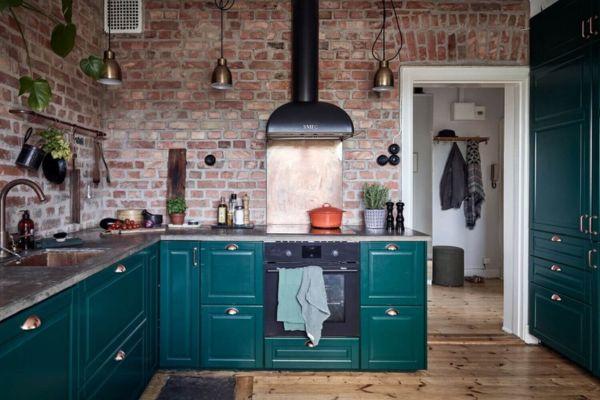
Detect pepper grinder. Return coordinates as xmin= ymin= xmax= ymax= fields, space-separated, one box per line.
xmin=396 ymin=202 xmax=405 ymax=232
xmin=385 ymin=202 xmax=395 ymax=232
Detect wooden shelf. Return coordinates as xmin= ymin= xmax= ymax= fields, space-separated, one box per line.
xmin=433 ymin=136 xmax=489 ymax=144
xmin=9 ymin=108 xmax=107 ymax=140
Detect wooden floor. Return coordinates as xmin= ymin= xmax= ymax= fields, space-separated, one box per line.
xmin=142 ymin=280 xmax=600 ymax=399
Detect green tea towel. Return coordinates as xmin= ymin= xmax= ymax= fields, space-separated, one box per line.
xmin=277 ymin=267 xmax=305 ymax=331
xmin=297 ymin=266 xmax=330 ymax=346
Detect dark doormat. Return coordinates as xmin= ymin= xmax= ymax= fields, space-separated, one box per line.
xmin=156 ymin=376 xmax=236 ymax=400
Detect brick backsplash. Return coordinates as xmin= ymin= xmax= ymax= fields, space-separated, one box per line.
xmin=0 ymin=0 xmax=106 ymax=236
xmin=1 ymin=0 xmax=530 ymax=234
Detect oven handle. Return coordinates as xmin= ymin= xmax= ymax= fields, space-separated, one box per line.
xmin=266 ymin=269 xmax=358 ymax=273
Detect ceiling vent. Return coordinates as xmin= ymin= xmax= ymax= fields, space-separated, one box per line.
xmin=104 ymin=0 xmax=143 ymax=34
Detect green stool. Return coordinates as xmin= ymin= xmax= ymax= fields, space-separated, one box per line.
xmin=432 ymin=246 xmax=464 ymax=287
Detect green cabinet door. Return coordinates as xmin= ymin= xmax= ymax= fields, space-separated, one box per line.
xmin=530 ymin=47 xmax=592 ymax=238
xmin=265 ymin=337 xmax=359 ymax=370
xmin=201 ymin=241 xmax=263 ymax=305
xmin=530 ymin=0 xmax=593 ymax=67
xmin=79 ymin=253 xmax=147 ymax=385
xmin=200 ymin=305 xmax=263 ymax=369
xmin=0 ymin=289 xmax=76 ymax=400
xmin=159 ymin=241 xmax=200 ymax=368
xmin=530 ymin=283 xmax=592 ymax=369
xmin=361 ymin=242 xmax=426 ymax=306
xmin=360 ymin=306 xmax=426 ymax=371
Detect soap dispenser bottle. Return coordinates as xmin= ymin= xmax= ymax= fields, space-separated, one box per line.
xmin=18 ymin=210 xmax=35 ymax=250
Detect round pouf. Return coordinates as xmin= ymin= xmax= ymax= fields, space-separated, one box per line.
xmin=432 ymin=246 xmax=464 ymax=287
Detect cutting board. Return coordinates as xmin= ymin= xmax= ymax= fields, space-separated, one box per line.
xmin=101 ymin=227 xmax=166 ymax=236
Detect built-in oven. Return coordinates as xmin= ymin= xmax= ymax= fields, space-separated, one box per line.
xmin=264 ymin=241 xmax=360 ymax=337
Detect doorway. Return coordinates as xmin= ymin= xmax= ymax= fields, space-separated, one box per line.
xmin=400 ymin=66 xmax=534 ymax=343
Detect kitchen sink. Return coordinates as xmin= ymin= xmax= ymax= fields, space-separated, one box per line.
xmin=3 ymin=249 xmax=106 ymax=267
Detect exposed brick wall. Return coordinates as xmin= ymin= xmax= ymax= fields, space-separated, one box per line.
xmin=104 ymin=0 xmax=529 ymax=226
xmin=0 ymin=0 xmax=107 ymax=235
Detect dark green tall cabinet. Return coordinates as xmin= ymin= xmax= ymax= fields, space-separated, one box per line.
xmin=529 ymin=0 xmax=600 ymax=375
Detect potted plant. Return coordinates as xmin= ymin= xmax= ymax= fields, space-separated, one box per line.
xmin=38 ymin=127 xmax=72 ymax=184
xmin=363 ymin=183 xmax=390 ymax=230
xmin=167 ymin=197 xmax=187 ymax=225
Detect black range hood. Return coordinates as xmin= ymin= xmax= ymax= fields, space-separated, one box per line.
xmin=266 ymin=0 xmax=354 ymax=140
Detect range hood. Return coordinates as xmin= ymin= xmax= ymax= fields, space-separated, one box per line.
xmin=266 ymin=0 xmax=354 ymax=140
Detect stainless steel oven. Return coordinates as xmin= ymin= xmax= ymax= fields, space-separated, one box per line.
xmin=264 ymin=241 xmax=360 ymax=337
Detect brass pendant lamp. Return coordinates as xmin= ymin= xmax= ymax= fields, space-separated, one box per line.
xmin=372 ymin=0 xmax=403 ymax=92
xmin=211 ymin=0 xmax=235 ymax=90
xmin=98 ymin=0 xmax=123 ymax=86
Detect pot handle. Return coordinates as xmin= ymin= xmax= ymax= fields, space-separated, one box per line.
xmin=322 ymin=203 xmax=331 ymax=207
xmin=23 ymin=127 xmax=33 ymax=145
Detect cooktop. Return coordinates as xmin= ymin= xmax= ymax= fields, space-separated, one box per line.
xmin=265 ymin=224 xmax=357 ymax=235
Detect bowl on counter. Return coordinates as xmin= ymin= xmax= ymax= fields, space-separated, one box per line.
xmin=117 ymin=209 xmax=144 ymax=224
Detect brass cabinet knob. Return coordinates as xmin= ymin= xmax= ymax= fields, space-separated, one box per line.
xmin=20 ymin=315 xmax=42 ymax=331
xmin=385 ymin=308 xmax=399 ymax=317
xmin=225 ymin=244 xmax=239 ymax=251
xmin=550 ymin=294 xmax=562 ymax=302
xmin=225 ymin=308 xmax=239 ymax=316
xmin=550 ymin=265 xmax=562 ymax=272
xmin=385 ymin=244 xmax=398 ymax=251
xmin=550 ymin=235 xmax=562 ymax=243
xmin=114 ymin=350 xmax=126 ymax=361
xmin=115 ymin=264 xmax=127 ymax=273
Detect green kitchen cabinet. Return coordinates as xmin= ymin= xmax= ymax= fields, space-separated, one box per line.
xmin=265 ymin=337 xmax=359 ymax=370
xmin=530 ymin=47 xmax=592 ymax=239
xmin=78 ymin=252 xmax=147 ymax=386
xmin=141 ymin=244 xmax=160 ymax=379
xmin=159 ymin=241 xmax=200 ymax=368
xmin=360 ymin=242 xmax=426 ymax=306
xmin=200 ymin=241 xmax=263 ymax=305
xmin=200 ymin=305 xmax=263 ymax=369
xmin=0 ymin=289 xmax=77 ymax=400
xmin=360 ymin=306 xmax=426 ymax=371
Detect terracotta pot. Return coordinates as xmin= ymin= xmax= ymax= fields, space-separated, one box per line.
xmin=169 ymin=213 xmax=185 ymax=225
xmin=307 ymin=203 xmax=345 ymax=229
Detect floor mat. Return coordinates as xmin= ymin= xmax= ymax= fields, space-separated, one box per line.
xmin=156 ymin=375 xmax=236 ymax=400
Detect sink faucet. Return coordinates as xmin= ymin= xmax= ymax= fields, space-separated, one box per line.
xmin=0 ymin=179 xmax=46 ymax=258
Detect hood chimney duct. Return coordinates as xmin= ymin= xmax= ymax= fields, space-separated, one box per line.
xmin=293 ymin=0 xmax=318 ymax=103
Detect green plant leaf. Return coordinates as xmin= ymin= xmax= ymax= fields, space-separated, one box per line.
xmin=0 ymin=0 xmax=23 ymax=12
xmin=79 ymin=55 xmax=103 ymax=80
xmin=61 ymin=0 xmax=72 ymax=23
xmin=50 ymin=22 xmax=76 ymax=58
xmin=19 ymin=76 xmax=52 ymax=111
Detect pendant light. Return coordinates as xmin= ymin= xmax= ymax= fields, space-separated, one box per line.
xmin=372 ymin=0 xmax=403 ymax=92
xmin=211 ymin=0 xmax=235 ymax=90
xmin=98 ymin=0 xmax=123 ymax=86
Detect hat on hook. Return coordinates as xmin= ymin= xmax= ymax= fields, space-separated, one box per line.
xmin=436 ymin=129 xmax=456 ymax=138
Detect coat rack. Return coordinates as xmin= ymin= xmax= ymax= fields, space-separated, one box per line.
xmin=433 ymin=136 xmax=489 ymax=144
xmin=9 ymin=108 xmax=107 ymax=140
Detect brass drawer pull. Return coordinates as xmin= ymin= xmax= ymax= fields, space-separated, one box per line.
xmin=550 ymin=265 xmax=562 ymax=272
xmin=225 ymin=307 xmax=239 ymax=316
xmin=225 ymin=244 xmax=239 ymax=251
xmin=580 ymin=215 xmax=589 ymax=233
xmin=550 ymin=294 xmax=562 ymax=302
xmin=20 ymin=315 xmax=42 ymax=331
xmin=589 ymin=215 xmax=598 ymax=236
xmin=550 ymin=235 xmax=562 ymax=243
xmin=305 ymin=340 xmax=316 ymax=348
xmin=114 ymin=350 xmax=126 ymax=362
xmin=193 ymin=247 xmax=199 ymax=267
xmin=588 ymin=249 xmax=598 ymax=270
xmin=385 ymin=244 xmax=398 ymax=251
xmin=582 ymin=19 xmax=591 ymax=39
xmin=115 ymin=264 xmax=126 ymax=273
xmin=385 ymin=308 xmax=399 ymax=317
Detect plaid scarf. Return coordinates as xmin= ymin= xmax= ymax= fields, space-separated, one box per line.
xmin=464 ymin=140 xmax=485 ymax=229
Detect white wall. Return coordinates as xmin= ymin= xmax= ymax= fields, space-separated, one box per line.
xmin=412 ymin=94 xmax=433 ymax=236
xmin=428 ymin=87 xmax=504 ymax=278
xmin=530 ymin=0 xmax=559 ymax=17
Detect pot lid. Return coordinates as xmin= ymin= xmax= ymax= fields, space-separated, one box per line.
xmin=308 ymin=203 xmax=345 ymax=214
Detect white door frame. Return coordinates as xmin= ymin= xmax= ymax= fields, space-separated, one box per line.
xmin=400 ymin=66 xmax=537 ymax=344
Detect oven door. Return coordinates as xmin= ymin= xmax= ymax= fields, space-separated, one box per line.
xmin=264 ymin=265 xmax=359 ymax=337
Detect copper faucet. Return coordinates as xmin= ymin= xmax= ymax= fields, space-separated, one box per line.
xmin=0 ymin=179 xmax=47 ymax=258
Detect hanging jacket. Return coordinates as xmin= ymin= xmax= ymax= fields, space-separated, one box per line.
xmin=464 ymin=140 xmax=485 ymax=229
xmin=440 ymin=143 xmax=467 ymax=210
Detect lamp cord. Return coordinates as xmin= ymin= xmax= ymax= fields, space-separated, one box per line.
xmin=107 ymin=0 xmax=112 ymax=50
xmin=215 ymin=0 xmax=235 ymax=58
xmin=372 ymin=0 xmax=404 ymax=62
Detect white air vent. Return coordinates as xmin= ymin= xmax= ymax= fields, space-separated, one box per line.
xmin=104 ymin=0 xmax=143 ymax=34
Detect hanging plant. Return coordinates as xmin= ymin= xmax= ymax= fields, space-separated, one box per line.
xmin=1 ymin=0 xmax=102 ymax=111
xmin=38 ymin=127 xmax=72 ymax=161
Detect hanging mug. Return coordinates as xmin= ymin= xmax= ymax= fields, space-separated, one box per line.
xmin=15 ymin=128 xmax=45 ymax=170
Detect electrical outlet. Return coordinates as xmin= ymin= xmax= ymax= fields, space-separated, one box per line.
xmin=483 ymin=257 xmax=491 ymax=268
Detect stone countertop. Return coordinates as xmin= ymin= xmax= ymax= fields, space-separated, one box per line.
xmin=0 ymin=226 xmax=429 ymax=323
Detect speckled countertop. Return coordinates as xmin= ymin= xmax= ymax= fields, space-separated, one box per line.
xmin=0 ymin=226 xmax=429 ymax=323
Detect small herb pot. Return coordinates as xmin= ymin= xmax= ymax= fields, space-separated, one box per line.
xmin=169 ymin=213 xmax=185 ymax=225
xmin=364 ymin=209 xmax=386 ymax=230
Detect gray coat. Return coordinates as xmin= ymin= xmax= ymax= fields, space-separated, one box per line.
xmin=440 ymin=143 xmax=467 ymax=210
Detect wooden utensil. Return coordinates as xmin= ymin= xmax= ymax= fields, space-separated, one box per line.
xmin=92 ymin=141 xmax=101 ymax=185
xmin=71 ymin=144 xmax=81 ymax=223
xmin=167 ymin=149 xmax=186 ymax=199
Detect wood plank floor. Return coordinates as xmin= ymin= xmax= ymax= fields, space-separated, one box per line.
xmin=142 ymin=280 xmax=600 ymax=399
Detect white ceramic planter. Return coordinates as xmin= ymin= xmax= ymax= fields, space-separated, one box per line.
xmin=364 ymin=209 xmax=386 ymax=230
